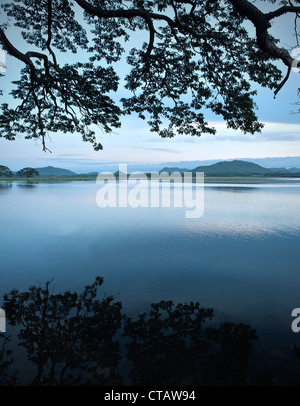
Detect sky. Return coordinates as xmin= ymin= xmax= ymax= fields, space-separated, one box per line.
xmin=0 ymin=1 xmax=300 ymax=173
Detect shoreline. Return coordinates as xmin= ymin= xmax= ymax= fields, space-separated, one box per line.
xmin=1 ymin=175 xmax=300 ymax=183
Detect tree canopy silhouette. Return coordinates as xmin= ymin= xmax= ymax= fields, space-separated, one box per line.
xmin=0 ymin=165 xmax=13 ymax=177
xmin=16 ymin=167 xmax=39 ymax=178
xmin=0 ymin=0 xmax=299 ymax=151
xmin=2 ymin=277 xmax=123 ymax=385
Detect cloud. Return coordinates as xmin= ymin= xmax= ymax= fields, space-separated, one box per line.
xmin=140 ymin=121 xmax=300 ymax=145
xmin=133 ymin=146 xmax=181 ymax=153
xmin=56 ymin=153 xmax=87 ymax=158
xmin=48 ymin=157 xmax=125 ymax=168
xmin=198 ymin=121 xmax=300 ymax=143
xmin=142 ymin=136 xmax=198 ymax=144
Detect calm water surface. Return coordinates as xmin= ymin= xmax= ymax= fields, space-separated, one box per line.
xmin=1 ymin=179 xmax=300 ymax=385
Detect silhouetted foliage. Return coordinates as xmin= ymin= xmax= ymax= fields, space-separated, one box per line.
xmin=3 ymin=277 xmax=123 ymax=385
xmin=204 ymin=322 xmax=258 ymax=385
xmin=0 ymin=0 xmax=299 ymax=150
xmin=124 ymin=302 xmax=259 ymax=386
xmin=16 ymin=167 xmax=39 ymax=178
xmin=0 ymin=165 xmax=13 ymax=177
xmin=0 ymin=277 xmax=264 ymax=386
xmin=0 ymin=335 xmax=17 ymax=386
xmin=124 ymin=300 xmax=214 ymax=385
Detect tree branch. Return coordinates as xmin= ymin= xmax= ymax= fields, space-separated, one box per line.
xmin=274 ymin=66 xmax=291 ymax=97
xmin=229 ymin=0 xmax=295 ymax=66
xmin=74 ymin=0 xmax=215 ymax=60
xmin=0 ymin=27 xmax=37 ymax=81
xmin=75 ymin=0 xmax=160 ymax=60
xmin=25 ymin=51 xmax=51 ymax=78
xmin=0 ymin=28 xmax=53 ymax=150
xmin=265 ymin=5 xmax=300 ymax=20
xmin=46 ymin=0 xmax=58 ymax=67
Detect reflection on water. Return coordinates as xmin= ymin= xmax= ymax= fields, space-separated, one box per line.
xmin=0 ymin=181 xmax=300 ymax=385
xmin=1 ymin=276 xmax=300 ymax=386
xmin=0 ymin=277 xmax=263 ymax=386
xmin=17 ymin=180 xmax=39 ymax=189
xmin=0 ymin=182 xmax=12 ymax=193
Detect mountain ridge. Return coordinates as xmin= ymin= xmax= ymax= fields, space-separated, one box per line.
xmin=3 ymin=159 xmax=300 ymax=177
xmin=192 ymin=159 xmax=270 ymax=176
xmin=34 ymin=166 xmax=77 ymax=176
xmin=160 ymin=159 xmax=300 ymax=176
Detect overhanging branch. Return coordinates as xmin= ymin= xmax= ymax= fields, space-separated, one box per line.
xmin=228 ymin=0 xmax=297 ymax=95
xmin=0 ymin=27 xmax=37 ymax=81
xmin=74 ymin=0 xmax=160 ymax=60
xmin=265 ymin=5 xmax=300 ymax=20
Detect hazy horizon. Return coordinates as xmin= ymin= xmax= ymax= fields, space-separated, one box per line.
xmin=4 ymin=155 xmax=300 ymax=174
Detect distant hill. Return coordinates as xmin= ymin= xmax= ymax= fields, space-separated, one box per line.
xmin=114 ymin=170 xmax=128 ymax=178
xmin=160 ymin=167 xmax=189 ymax=173
xmin=34 ymin=166 xmax=77 ymax=177
xmin=137 ymin=157 xmax=298 ymax=173
xmin=284 ymin=167 xmax=300 ymax=174
xmin=245 ymin=157 xmax=300 ymax=169
xmin=268 ymin=167 xmax=290 ymax=174
xmin=8 ymin=159 xmax=299 ymax=178
xmin=160 ymin=160 xmax=300 ymax=177
xmin=191 ymin=160 xmax=269 ymax=176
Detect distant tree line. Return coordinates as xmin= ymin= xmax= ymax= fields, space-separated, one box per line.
xmin=0 ymin=165 xmax=39 ymax=178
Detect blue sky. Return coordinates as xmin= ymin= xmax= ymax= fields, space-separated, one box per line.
xmin=0 ymin=2 xmax=300 ymax=172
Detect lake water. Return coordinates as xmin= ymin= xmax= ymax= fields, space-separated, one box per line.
xmin=1 ymin=179 xmax=300 ymax=385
